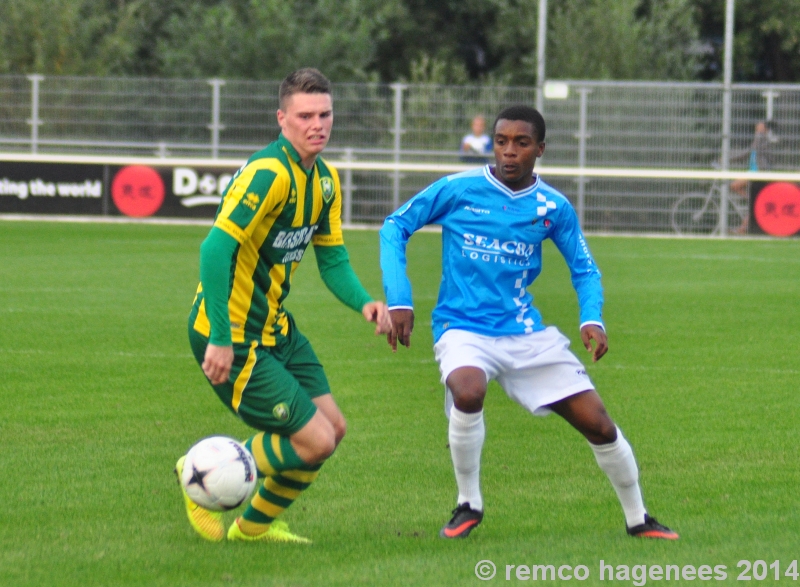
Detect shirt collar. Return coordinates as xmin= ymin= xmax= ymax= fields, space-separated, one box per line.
xmin=484 ymin=165 xmax=539 ymax=198
xmin=277 ymin=133 xmax=315 ymax=176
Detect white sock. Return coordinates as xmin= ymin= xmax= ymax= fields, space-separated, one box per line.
xmin=448 ymin=406 xmax=485 ymax=512
xmin=590 ymin=427 xmax=647 ymax=527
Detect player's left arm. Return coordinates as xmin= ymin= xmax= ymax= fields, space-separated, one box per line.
xmin=312 ymin=165 xmax=390 ymax=335
xmin=580 ymin=323 xmax=608 ymax=363
xmin=314 ymin=244 xmax=390 ymax=335
xmin=550 ymin=202 xmax=607 ymax=362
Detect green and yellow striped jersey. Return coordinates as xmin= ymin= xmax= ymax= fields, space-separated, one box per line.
xmin=191 ymin=134 xmax=345 ymax=346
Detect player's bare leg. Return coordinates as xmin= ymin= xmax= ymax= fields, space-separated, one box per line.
xmin=548 ymin=390 xmax=678 ymax=539
xmin=729 ymin=179 xmax=750 ymax=233
xmin=440 ymin=367 xmax=486 ymax=538
xmin=287 ymin=410 xmax=337 ymax=464
xmin=448 ymin=367 xmax=487 ymax=413
xmin=311 ymin=394 xmax=347 ymax=447
xmin=547 ymin=389 xmax=616 ymax=444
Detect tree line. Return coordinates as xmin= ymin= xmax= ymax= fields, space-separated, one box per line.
xmin=1 ymin=0 xmax=798 ymax=83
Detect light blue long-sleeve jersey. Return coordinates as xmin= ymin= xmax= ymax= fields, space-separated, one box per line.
xmin=380 ymin=166 xmax=604 ymax=343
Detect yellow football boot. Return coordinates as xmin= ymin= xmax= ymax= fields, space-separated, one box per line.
xmin=174 ymin=456 xmax=225 ymax=542
xmin=227 ymin=518 xmax=311 ymax=544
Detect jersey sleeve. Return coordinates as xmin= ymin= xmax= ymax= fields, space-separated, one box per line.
xmin=550 ymin=201 xmax=604 ymax=329
xmin=199 ymin=226 xmax=239 ymax=346
xmin=311 ymin=165 xmax=345 ymax=247
xmin=314 ymin=244 xmax=373 ymax=312
xmin=379 ymin=178 xmax=455 ymax=308
xmin=213 ymin=160 xmax=289 ymax=244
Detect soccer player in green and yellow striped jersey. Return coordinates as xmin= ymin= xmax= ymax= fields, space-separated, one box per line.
xmin=178 ymin=68 xmax=390 ymax=544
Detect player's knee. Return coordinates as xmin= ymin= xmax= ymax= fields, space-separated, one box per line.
xmin=332 ymin=416 xmax=347 ymax=446
xmin=292 ymin=415 xmax=338 ymax=464
xmin=597 ymin=419 xmax=618 ymax=444
xmin=586 ymin=417 xmax=617 ymax=445
xmin=304 ymin=432 xmax=337 ymax=464
xmin=450 ymin=382 xmax=487 ymax=412
xmin=452 ymin=388 xmax=485 ymax=412
xmin=447 ymin=367 xmax=487 ymax=412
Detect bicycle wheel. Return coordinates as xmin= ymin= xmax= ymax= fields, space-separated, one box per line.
xmin=671 ymin=194 xmax=719 ymax=235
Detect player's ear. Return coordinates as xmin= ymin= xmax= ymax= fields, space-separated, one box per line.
xmin=537 ymin=141 xmax=546 ymax=158
xmin=276 ymin=109 xmax=285 ymax=128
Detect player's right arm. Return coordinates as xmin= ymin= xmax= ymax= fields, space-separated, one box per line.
xmin=199 ymin=227 xmax=238 ymax=384
xmin=379 ymin=178 xmax=453 ymax=350
xmin=198 ymin=159 xmax=288 ymax=384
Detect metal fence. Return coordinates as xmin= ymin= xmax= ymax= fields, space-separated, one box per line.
xmin=2 ymin=74 xmax=800 ymax=232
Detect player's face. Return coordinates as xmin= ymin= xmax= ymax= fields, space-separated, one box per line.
xmin=492 ymin=119 xmax=545 ymax=190
xmin=277 ymin=92 xmax=333 ymax=167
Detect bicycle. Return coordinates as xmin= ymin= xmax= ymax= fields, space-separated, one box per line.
xmin=670 ymin=175 xmax=750 ymax=236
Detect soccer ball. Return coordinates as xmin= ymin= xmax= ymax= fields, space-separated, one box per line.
xmin=180 ymin=436 xmax=258 ymax=511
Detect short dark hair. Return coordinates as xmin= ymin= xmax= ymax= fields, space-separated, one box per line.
xmin=493 ymin=105 xmax=546 ymax=142
xmin=279 ymin=68 xmax=331 ymax=109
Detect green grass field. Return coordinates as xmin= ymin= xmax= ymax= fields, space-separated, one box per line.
xmin=1 ymin=220 xmax=798 ymax=587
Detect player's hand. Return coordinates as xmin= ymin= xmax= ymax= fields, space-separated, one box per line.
xmin=203 ymin=344 xmax=234 ymax=385
xmin=362 ymin=301 xmax=392 ymax=335
xmin=580 ymin=324 xmax=608 ymax=363
xmin=387 ymin=308 xmax=414 ymax=352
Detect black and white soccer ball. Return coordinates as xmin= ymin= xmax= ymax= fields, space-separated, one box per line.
xmin=180 ymin=436 xmax=258 ymax=511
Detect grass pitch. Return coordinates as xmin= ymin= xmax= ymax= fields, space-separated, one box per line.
xmin=0 ymin=220 xmax=797 ymax=587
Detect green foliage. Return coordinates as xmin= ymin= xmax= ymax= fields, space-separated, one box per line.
xmin=155 ymin=0 xmax=397 ymax=81
xmin=0 ymin=0 xmax=797 ymax=82
xmin=0 ymin=0 xmax=84 ymax=74
xmin=695 ymin=0 xmax=800 ymax=81
xmin=545 ymin=0 xmax=699 ymax=80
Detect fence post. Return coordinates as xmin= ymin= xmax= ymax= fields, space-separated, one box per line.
xmin=536 ymin=0 xmax=547 ymax=113
xmin=343 ymin=148 xmax=354 ymax=225
xmin=390 ymin=83 xmax=407 ymax=211
xmin=761 ymin=89 xmax=779 ymax=121
xmin=718 ymin=0 xmax=735 ymax=237
xmin=26 ymin=74 xmax=44 ymax=154
xmin=574 ymin=87 xmax=592 ymax=228
xmin=208 ymin=79 xmax=226 ymax=159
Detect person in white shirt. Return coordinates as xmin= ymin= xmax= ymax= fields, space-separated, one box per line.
xmin=460 ymin=115 xmax=492 ymax=163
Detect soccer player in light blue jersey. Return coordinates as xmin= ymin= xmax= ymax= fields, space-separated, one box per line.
xmin=380 ymin=105 xmax=677 ymax=541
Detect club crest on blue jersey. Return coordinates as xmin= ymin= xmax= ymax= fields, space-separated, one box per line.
xmin=528 ymin=217 xmax=553 ymax=234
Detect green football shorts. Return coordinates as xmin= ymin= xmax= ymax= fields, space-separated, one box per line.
xmin=188 ymin=314 xmax=330 ymax=435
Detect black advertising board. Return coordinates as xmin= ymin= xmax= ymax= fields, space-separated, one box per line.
xmin=0 ymin=161 xmax=105 ymax=215
xmin=107 ymin=164 xmax=238 ymax=219
xmin=0 ymin=159 xmax=242 ymax=219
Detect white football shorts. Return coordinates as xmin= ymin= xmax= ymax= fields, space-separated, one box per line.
xmin=434 ymin=326 xmax=595 ymax=417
